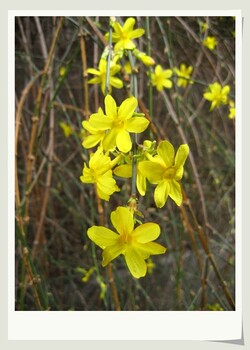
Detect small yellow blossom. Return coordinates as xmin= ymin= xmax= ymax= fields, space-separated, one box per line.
xmin=133 ymin=48 xmax=155 ymax=66
xmin=199 ymin=21 xmax=209 ymax=34
xmin=139 ymin=141 xmax=189 ymax=208
xmin=59 ymin=66 xmax=67 ymax=77
xmin=203 ymin=36 xmax=218 ymax=50
xmin=105 ymin=17 xmax=145 ymax=52
xmin=146 ymin=258 xmax=155 ymax=275
xmin=87 ymin=58 xmax=123 ymax=94
xmin=151 ymin=65 xmax=173 ymax=91
xmin=80 ymin=147 xmax=120 ymax=201
xmin=59 ymin=122 xmax=74 ymax=138
xmin=203 ymin=82 xmax=230 ymax=110
xmin=174 ymin=64 xmax=193 ymax=88
xmin=87 ymin=206 xmax=166 ymax=278
xmin=228 ymin=100 xmax=235 ymax=119
xmin=84 ymin=95 xmax=149 ymax=153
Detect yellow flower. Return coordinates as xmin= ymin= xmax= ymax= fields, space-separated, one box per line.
xmin=203 ymin=36 xmax=218 ymax=50
xmin=85 ymin=95 xmax=149 ymax=153
xmin=80 ymin=148 xmax=120 ymax=201
xmin=174 ymin=64 xmax=193 ymax=88
xmin=199 ymin=21 xmax=209 ymax=34
xmin=228 ymin=100 xmax=235 ymax=119
xmin=87 ymin=206 xmax=166 ymax=278
xmin=203 ymin=82 xmax=230 ymax=111
xmin=105 ymin=17 xmax=145 ymax=52
xmin=59 ymin=122 xmax=74 ymax=138
xmin=139 ymin=141 xmax=189 ymax=208
xmin=87 ymin=58 xmax=123 ymax=94
xmin=151 ymin=65 xmax=173 ymax=91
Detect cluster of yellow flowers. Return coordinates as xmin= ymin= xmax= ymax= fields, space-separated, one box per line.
xmin=87 ymin=18 xmax=194 ymax=94
xmin=80 ymin=17 xmax=190 ymax=278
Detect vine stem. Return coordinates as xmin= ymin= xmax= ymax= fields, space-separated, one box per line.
xmin=127 ymin=50 xmax=138 ymax=197
xmin=103 ymin=19 xmax=121 ymax=311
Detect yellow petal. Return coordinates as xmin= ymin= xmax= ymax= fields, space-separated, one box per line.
xmin=133 ymin=223 xmax=160 ymax=243
xmin=80 ymin=164 xmax=93 ymax=183
xmin=163 ymin=69 xmax=173 ymax=78
xmin=113 ymin=164 xmax=132 ymax=178
xmin=157 ymin=140 xmax=175 ymax=168
xmin=126 ymin=117 xmax=149 ymax=133
xmin=169 ymin=179 xmax=182 ymax=206
xmin=203 ymin=92 xmax=213 ymax=101
xmin=102 ymin=244 xmax=124 ymax=266
xmin=138 ymin=161 xmax=164 ymax=183
xmin=116 ymin=130 xmax=132 ymax=153
xmin=97 ymin=172 xmax=118 ymax=196
xmin=88 ymin=115 xmax=113 ymax=130
xmin=135 ymin=241 xmax=167 ymax=259
xmin=82 ymin=134 xmax=103 ymax=149
xmin=154 ymin=180 xmax=170 ymax=208
xmin=118 ymin=96 xmax=137 ymax=120
xmin=162 ymin=79 xmax=173 ymax=89
xmin=123 ymin=17 xmax=135 ymax=32
xmin=105 ymin=95 xmax=117 ymax=118
xmin=175 ymin=166 xmax=184 ymax=181
xmin=174 ymin=144 xmax=189 ymax=169
xmin=87 ymin=68 xmax=101 ymax=76
xmin=155 ymin=65 xmax=163 ymax=75
xmin=113 ymin=21 xmax=123 ymax=36
xmin=110 ymin=206 xmax=134 ymax=235
xmin=102 ymin=128 xmax=118 ymax=152
xmin=124 ymin=246 xmax=147 ymax=278
xmin=87 ymin=226 xmax=119 ymax=249
xmin=110 ymin=63 xmax=121 ymax=75
xmin=110 ymin=76 xmax=123 ymax=89
xmin=136 ymin=170 xmax=146 ymax=196
xmin=129 ymin=28 xmax=145 ymax=39
xmin=88 ymin=77 xmax=102 ymax=84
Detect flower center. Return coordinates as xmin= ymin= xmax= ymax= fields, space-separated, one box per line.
xmin=163 ymin=166 xmax=176 ymax=180
xmin=113 ymin=119 xmax=125 ymax=130
xmin=119 ymin=232 xmax=134 ymax=245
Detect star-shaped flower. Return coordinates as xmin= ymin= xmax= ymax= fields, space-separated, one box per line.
xmin=139 ymin=140 xmax=189 ymax=208
xmin=105 ymin=17 xmax=145 ymax=52
xmin=203 ymin=82 xmax=230 ymax=110
xmin=151 ymin=65 xmax=173 ymax=91
xmin=87 ymin=206 xmax=166 ymax=278
xmin=80 ymin=148 xmax=120 ymax=201
xmin=87 ymin=58 xmax=123 ymax=94
xmin=83 ymin=95 xmax=149 ymax=153
xmin=203 ymin=36 xmax=218 ymax=50
xmin=174 ymin=64 xmax=193 ymax=88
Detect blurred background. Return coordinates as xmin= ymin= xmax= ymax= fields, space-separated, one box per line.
xmin=15 ymin=16 xmax=235 ymax=311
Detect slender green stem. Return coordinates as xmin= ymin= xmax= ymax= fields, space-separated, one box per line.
xmin=127 ymin=50 xmax=138 ymax=197
xmin=105 ymin=22 xmax=113 ymax=95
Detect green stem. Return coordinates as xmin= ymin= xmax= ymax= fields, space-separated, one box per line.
xmin=127 ymin=50 xmax=138 ymax=197
xmin=105 ymin=22 xmax=113 ymax=95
